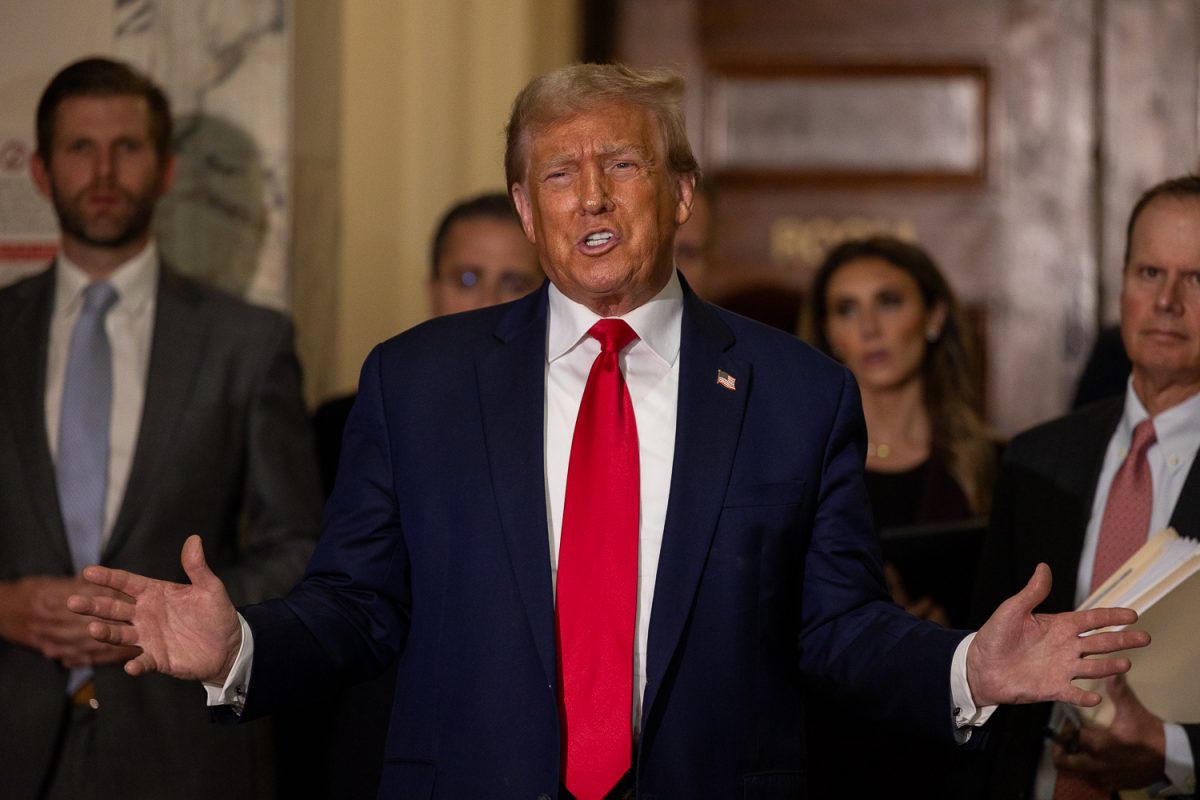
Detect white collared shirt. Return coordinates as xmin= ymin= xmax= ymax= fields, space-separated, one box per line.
xmin=545 ymin=272 xmax=682 ymax=732
xmin=45 ymin=245 xmax=158 ymax=545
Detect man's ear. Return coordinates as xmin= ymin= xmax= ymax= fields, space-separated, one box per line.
xmin=31 ymin=152 xmax=52 ymax=199
xmin=674 ymin=173 xmax=696 ymax=227
xmin=511 ymin=183 xmax=536 ymax=244
xmin=157 ymin=152 xmax=177 ymax=196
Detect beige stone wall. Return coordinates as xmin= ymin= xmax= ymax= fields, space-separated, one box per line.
xmin=293 ymin=1 xmax=579 ymax=406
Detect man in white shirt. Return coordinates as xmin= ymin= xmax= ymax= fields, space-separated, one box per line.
xmin=968 ymin=174 xmax=1200 ymax=799
xmin=0 ymin=57 xmax=319 ymax=799
xmin=72 ymin=63 xmax=1147 ymax=800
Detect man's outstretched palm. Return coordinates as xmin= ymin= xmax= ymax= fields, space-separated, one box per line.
xmin=67 ymin=535 xmax=242 ymax=684
xmin=968 ymin=563 xmax=1150 ymax=708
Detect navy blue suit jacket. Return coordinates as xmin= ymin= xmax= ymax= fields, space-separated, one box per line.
xmin=241 ymin=278 xmax=967 ymax=798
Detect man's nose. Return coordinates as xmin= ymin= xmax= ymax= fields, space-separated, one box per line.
xmin=1156 ymin=276 xmax=1185 ymax=313
xmin=578 ymin=165 xmax=611 ymax=213
xmin=95 ymin=147 xmax=115 ymax=180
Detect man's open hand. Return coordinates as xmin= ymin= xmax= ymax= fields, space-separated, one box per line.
xmin=67 ymin=535 xmax=242 ymax=684
xmin=967 ymin=563 xmax=1150 ymax=707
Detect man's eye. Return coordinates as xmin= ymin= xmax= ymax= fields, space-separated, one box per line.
xmin=832 ymin=301 xmax=857 ymax=318
xmin=457 ymin=270 xmax=479 ymax=289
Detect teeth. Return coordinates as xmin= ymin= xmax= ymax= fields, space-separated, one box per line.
xmin=585 ymin=232 xmax=613 ymax=247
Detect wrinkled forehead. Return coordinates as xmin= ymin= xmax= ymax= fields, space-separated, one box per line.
xmin=517 ymin=100 xmax=667 ymax=178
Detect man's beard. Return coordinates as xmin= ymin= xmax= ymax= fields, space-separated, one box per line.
xmin=50 ymin=179 xmax=160 ymax=251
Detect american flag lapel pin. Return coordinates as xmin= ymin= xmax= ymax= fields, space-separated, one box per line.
xmin=716 ymin=369 xmax=736 ymax=391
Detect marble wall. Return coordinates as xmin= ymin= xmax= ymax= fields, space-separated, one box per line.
xmin=0 ymin=0 xmax=293 ymax=310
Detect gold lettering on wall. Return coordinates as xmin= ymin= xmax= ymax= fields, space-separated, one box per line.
xmin=770 ymin=216 xmax=918 ymax=272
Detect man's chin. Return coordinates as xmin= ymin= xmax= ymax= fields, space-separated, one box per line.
xmin=70 ymin=222 xmax=151 ymax=251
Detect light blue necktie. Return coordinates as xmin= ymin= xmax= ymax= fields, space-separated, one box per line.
xmin=56 ymin=281 xmax=118 ymax=695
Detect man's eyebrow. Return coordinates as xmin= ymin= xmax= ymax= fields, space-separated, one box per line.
xmin=597 ymin=143 xmax=650 ymax=160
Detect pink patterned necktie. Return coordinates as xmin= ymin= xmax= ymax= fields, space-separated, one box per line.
xmin=556 ymin=319 xmax=639 ymax=800
xmin=1090 ymin=418 xmax=1157 ymax=593
xmin=1053 ymin=418 xmax=1156 ymax=800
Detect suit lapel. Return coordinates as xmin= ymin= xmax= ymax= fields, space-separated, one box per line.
xmin=477 ymin=287 xmax=557 ymax=686
xmin=0 ymin=269 xmax=73 ymax=568
xmin=642 ymin=289 xmax=748 ymax=720
xmin=1169 ymin=430 xmax=1200 ymax=539
xmin=106 ymin=268 xmax=210 ymax=559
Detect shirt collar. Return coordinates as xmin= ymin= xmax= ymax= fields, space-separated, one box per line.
xmin=546 ymin=270 xmax=683 ymax=367
xmin=54 ymin=242 xmax=160 ymax=317
xmin=1120 ymin=378 xmax=1200 ymax=458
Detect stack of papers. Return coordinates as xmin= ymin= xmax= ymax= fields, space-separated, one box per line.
xmin=1075 ymin=527 xmax=1200 ymax=727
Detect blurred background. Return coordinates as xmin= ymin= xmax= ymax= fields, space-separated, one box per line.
xmin=2 ymin=0 xmax=1198 ymax=436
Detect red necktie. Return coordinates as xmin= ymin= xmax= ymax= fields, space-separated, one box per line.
xmin=556 ymin=319 xmax=639 ymax=800
xmin=1090 ymin=418 xmax=1157 ymax=593
xmin=1053 ymin=418 xmax=1156 ymax=800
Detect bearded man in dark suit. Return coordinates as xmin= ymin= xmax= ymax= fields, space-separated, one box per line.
xmin=0 ymin=57 xmax=319 ymax=799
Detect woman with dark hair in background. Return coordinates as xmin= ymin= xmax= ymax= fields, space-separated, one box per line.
xmin=807 ymin=236 xmax=996 ymax=545
xmin=803 ymin=236 xmax=998 ymax=798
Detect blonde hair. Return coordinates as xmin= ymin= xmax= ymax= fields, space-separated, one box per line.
xmin=504 ymin=63 xmax=700 ymax=190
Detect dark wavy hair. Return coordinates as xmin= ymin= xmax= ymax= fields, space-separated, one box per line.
xmin=805 ymin=236 xmax=996 ymax=514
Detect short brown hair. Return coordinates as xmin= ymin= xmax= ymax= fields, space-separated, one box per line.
xmin=36 ymin=57 xmax=173 ymax=164
xmin=504 ymin=63 xmax=699 ymax=190
xmin=1124 ymin=174 xmax=1200 ymax=264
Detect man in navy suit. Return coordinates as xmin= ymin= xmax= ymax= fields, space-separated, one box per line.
xmin=72 ymin=64 xmax=1148 ymax=800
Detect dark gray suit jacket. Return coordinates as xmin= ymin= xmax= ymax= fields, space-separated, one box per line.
xmin=966 ymin=396 xmax=1200 ymax=799
xmin=0 ymin=264 xmax=321 ymax=799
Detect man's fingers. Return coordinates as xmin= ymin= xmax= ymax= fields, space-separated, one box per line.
xmin=1078 ymin=628 xmax=1149 ymax=656
xmin=180 ymin=534 xmax=221 ymax=593
xmin=1072 ymin=606 xmax=1140 ymax=632
xmin=1060 ymin=685 xmax=1104 ymax=707
xmin=68 ymin=593 xmax=135 ymax=624
xmin=85 ymin=620 xmax=138 ymax=647
xmin=80 ymin=564 xmax=148 ymax=597
xmin=1073 ymin=656 xmax=1133 ymax=680
xmin=1009 ymin=562 xmax=1053 ymax=613
xmin=124 ymin=653 xmax=160 ymax=677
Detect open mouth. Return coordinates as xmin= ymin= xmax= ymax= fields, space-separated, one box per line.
xmin=580 ymin=229 xmax=618 ymax=254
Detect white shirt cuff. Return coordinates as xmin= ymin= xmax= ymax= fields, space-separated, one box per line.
xmin=202 ymin=612 xmax=253 ymax=713
xmin=951 ymin=632 xmax=998 ymax=743
xmin=1153 ymin=722 xmax=1197 ymax=796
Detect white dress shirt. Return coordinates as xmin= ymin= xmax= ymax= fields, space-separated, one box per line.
xmin=1034 ymin=382 xmax=1200 ymax=799
xmin=544 ymin=273 xmax=681 ymax=731
xmin=210 ymin=271 xmax=990 ymax=739
xmin=45 ymin=246 xmax=158 ymax=546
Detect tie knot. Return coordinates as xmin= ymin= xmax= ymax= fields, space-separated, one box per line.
xmin=589 ymin=318 xmax=638 ymax=354
xmin=82 ymin=282 xmax=119 ymax=315
xmin=1130 ymin=418 xmax=1157 ymax=456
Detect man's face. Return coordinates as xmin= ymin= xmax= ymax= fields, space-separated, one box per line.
xmin=429 ymin=216 xmax=542 ymax=316
xmin=1121 ymin=195 xmax=1200 ymax=403
xmin=32 ymin=94 xmax=173 ymax=260
xmin=511 ymin=102 xmax=694 ymax=317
